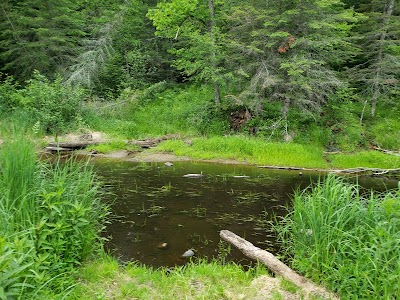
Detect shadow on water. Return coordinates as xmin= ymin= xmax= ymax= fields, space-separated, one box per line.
xmin=91 ymin=159 xmax=399 ymax=268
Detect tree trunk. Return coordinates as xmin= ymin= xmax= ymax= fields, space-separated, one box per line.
xmin=208 ymin=0 xmax=221 ymax=104
xmin=220 ymin=230 xmax=339 ymax=300
xmin=370 ymin=0 xmax=395 ymax=117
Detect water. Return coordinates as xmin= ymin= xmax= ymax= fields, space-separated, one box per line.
xmin=92 ymin=159 xmax=399 ymax=268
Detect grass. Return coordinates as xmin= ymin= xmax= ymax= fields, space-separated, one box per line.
xmin=156 ymin=136 xmax=329 ymax=168
xmin=70 ymin=258 xmax=268 ymax=300
xmin=328 ymin=151 xmax=400 ymax=169
xmin=274 ymin=175 xmax=400 ymax=299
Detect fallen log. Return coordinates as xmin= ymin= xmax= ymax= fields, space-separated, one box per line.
xmin=45 ymin=146 xmax=74 ymax=153
xmin=47 ymin=141 xmax=98 ymax=149
xmin=220 ymin=230 xmax=339 ymax=300
xmin=333 ymin=167 xmax=400 ymax=177
xmin=370 ymin=145 xmax=400 ymax=156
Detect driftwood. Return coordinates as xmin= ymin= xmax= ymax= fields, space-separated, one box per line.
xmin=45 ymin=146 xmax=74 ymax=153
xmin=258 ymin=165 xmax=400 ymax=178
xmin=333 ymin=167 xmax=400 ymax=177
xmin=47 ymin=141 xmax=98 ymax=149
xmin=220 ymin=230 xmax=339 ymax=300
xmin=370 ymin=145 xmax=400 ymax=157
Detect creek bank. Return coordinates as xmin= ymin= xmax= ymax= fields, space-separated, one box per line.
xmin=42 ymin=132 xmax=400 ymax=179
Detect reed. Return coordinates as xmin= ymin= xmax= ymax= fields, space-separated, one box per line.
xmin=275 ymin=175 xmax=400 ymax=299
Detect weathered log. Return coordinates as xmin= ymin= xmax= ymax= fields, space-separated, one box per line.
xmin=370 ymin=145 xmax=400 ymax=156
xmin=45 ymin=146 xmax=74 ymax=153
xmin=220 ymin=230 xmax=339 ymax=300
xmin=258 ymin=165 xmax=400 ymax=178
xmin=258 ymin=165 xmax=326 ymax=172
xmin=47 ymin=141 xmax=98 ymax=149
xmin=333 ymin=167 xmax=400 ymax=177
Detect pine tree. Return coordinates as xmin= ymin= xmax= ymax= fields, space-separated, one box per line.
xmin=350 ymin=0 xmax=400 ymax=118
xmin=224 ymin=0 xmax=361 ymax=123
xmin=0 ymin=0 xmax=86 ymax=81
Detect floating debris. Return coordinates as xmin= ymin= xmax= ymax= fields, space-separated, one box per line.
xmin=182 ymin=249 xmax=195 ymax=258
xmin=183 ymin=172 xmax=203 ymax=178
xmin=157 ymin=242 xmax=168 ymax=249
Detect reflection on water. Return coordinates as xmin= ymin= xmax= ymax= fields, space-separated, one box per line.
xmin=92 ymin=159 xmax=398 ymax=268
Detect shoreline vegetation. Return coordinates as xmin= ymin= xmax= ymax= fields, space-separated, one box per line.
xmin=1 ymin=133 xmax=399 ymax=299
xmin=39 ymin=132 xmax=400 ymax=178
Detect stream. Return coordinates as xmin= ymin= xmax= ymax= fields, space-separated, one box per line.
xmin=92 ymin=159 xmax=398 ymax=268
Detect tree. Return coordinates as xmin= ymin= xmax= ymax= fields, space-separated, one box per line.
xmin=0 ymin=0 xmax=86 ymax=81
xmin=66 ymin=0 xmax=177 ymax=96
xmin=350 ymin=0 xmax=400 ymax=118
xmin=147 ymin=0 xmax=225 ymax=104
xmin=224 ymin=0 xmax=361 ymax=124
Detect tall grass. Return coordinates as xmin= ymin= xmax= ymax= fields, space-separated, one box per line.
xmin=0 ymin=135 xmax=108 ymax=299
xmin=275 ymin=175 xmax=400 ymax=299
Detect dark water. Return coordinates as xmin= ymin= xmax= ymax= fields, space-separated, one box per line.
xmin=92 ymin=159 xmax=399 ymax=268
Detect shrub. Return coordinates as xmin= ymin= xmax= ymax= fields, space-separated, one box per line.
xmin=0 ymin=71 xmax=86 ymax=134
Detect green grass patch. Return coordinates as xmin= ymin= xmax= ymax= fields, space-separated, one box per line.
xmin=328 ymin=150 xmax=400 ymax=169
xmin=275 ymin=175 xmax=400 ymax=299
xmin=157 ymin=136 xmax=328 ymax=168
xmin=71 ymin=258 xmax=268 ymax=300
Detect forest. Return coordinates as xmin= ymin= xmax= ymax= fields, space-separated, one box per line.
xmin=0 ymin=0 xmax=399 ymax=151
xmin=0 ymin=0 xmax=399 ymax=299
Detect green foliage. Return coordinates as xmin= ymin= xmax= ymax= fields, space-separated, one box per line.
xmin=0 ymin=75 xmax=23 ymax=112
xmin=0 ymin=135 xmax=108 ymax=298
xmin=147 ymin=0 xmax=225 ymax=102
xmin=323 ymin=89 xmax=366 ymax=151
xmin=224 ymin=0 xmax=361 ymax=118
xmin=348 ymin=0 xmax=400 ymax=117
xmin=275 ymin=175 xmax=400 ymax=299
xmin=0 ymin=72 xmax=86 ymax=133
